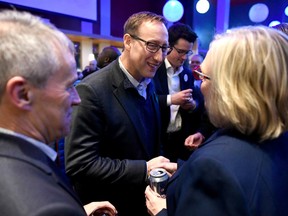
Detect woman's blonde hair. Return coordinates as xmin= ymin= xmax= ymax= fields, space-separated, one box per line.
xmin=206 ymin=26 xmax=288 ymax=142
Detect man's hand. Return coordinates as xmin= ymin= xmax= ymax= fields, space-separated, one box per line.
xmin=171 ymin=89 xmax=193 ymax=106
xmin=147 ymin=156 xmax=170 ymax=176
xmin=84 ymin=201 xmax=117 ymax=216
xmin=160 ymin=162 xmax=177 ymax=177
xmin=180 ymin=98 xmax=196 ymax=110
xmin=184 ymin=132 xmax=205 ymax=151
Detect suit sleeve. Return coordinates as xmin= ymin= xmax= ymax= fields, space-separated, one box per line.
xmin=65 ymin=83 xmax=147 ymax=185
xmin=168 ymin=157 xmax=250 ymax=216
xmin=157 ymin=95 xmax=168 ymax=110
xmin=156 ymin=208 xmax=168 ymax=216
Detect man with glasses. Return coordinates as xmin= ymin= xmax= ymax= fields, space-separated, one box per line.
xmin=65 ymin=11 xmax=173 ymax=216
xmin=153 ymin=23 xmax=214 ymax=162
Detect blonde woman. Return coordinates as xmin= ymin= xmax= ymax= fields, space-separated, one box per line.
xmin=145 ymin=26 xmax=288 ymax=216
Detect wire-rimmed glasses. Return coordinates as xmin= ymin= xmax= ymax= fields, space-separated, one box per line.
xmin=129 ymin=34 xmax=172 ymax=55
xmin=173 ymin=46 xmax=193 ymax=56
xmin=193 ymin=65 xmax=211 ymax=81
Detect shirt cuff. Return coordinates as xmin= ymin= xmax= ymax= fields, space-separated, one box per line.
xmin=167 ymin=95 xmax=172 ymax=106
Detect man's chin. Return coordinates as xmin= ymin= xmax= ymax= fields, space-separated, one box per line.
xmin=146 ymin=71 xmax=156 ymax=78
xmin=58 ymin=126 xmax=70 ymax=140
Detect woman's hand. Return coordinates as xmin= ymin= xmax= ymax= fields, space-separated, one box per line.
xmin=145 ymin=186 xmax=166 ymax=216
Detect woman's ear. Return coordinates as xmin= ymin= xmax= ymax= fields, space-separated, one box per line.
xmin=6 ymin=76 xmax=33 ymax=110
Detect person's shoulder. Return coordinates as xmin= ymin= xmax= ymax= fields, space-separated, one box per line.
xmin=154 ymin=63 xmax=167 ymax=83
xmin=156 ymin=62 xmax=166 ymax=73
xmin=81 ymin=66 xmax=113 ymax=85
xmin=194 ymin=130 xmax=264 ymax=162
xmin=78 ymin=62 xmax=123 ymax=93
xmin=0 ymin=160 xmax=85 ymax=215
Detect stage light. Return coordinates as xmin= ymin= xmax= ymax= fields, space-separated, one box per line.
xmin=196 ymin=0 xmax=210 ymax=14
xmin=285 ymin=6 xmax=288 ymax=16
xmin=249 ymin=3 xmax=269 ymax=23
xmin=269 ymin=21 xmax=280 ymax=27
xmin=88 ymin=53 xmax=95 ymax=61
xmin=163 ymin=0 xmax=184 ymax=22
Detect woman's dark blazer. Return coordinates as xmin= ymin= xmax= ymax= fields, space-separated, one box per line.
xmin=159 ymin=129 xmax=288 ymax=216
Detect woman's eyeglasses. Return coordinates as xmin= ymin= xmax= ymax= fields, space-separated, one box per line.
xmin=129 ymin=34 xmax=172 ymax=55
xmin=192 ymin=66 xmax=211 ymax=81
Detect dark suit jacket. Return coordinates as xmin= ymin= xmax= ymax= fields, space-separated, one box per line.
xmin=65 ymin=60 xmax=162 ymax=216
xmin=0 ymin=133 xmax=85 ymax=216
xmin=159 ymin=129 xmax=288 ymax=216
xmin=153 ymin=63 xmax=213 ymax=161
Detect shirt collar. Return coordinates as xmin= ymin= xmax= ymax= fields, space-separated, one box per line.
xmin=165 ymin=58 xmax=183 ymax=76
xmin=118 ymin=58 xmax=151 ymax=88
xmin=0 ymin=127 xmax=57 ymax=161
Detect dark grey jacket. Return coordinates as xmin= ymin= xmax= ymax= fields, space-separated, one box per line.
xmin=65 ymin=60 xmax=162 ymax=216
xmin=0 ymin=133 xmax=85 ymax=216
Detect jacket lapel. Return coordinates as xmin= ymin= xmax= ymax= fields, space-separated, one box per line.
xmin=157 ymin=63 xmax=169 ymax=93
xmin=179 ymin=69 xmax=192 ymax=90
xmin=111 ymin=64 xmax=156 ymax=157
xmin=148 ymin=86 xmax=162 ymax=155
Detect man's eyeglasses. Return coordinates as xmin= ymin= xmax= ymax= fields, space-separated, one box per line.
xmin=193 ymin=65 xmax=211 ymax=81
xmin=129 ymin=34 xmax=172 ymax=55
xmin=173 ymin=46 xmax=193 ymax=56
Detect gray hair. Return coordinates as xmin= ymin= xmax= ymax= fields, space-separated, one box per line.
xmin=0 ymin=10 xmax=74 ymax=96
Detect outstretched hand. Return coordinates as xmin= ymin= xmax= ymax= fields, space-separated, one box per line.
xmin=184 ymin=132 xmax=205 ymax=151
xmin=147 ymin=156 xmax=177 ymax=177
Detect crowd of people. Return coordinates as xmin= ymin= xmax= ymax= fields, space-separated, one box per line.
xmin=79 ymin=45 xmax=121 ymax=81
xmin=0 ymin=8 xmax=287 ymax=216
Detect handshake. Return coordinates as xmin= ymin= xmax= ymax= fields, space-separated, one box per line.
xmin=146 ymin=156 xmax=177 ymax=178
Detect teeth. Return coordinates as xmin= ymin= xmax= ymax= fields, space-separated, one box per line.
xmin=149 ymin=63 xmax=158 ymax=67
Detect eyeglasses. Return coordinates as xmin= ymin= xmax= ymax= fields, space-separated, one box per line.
xmin=129 ymin=34 xmax=172 ymax=55
xmin=173 ymin=46 xmax=193 ymax=56
xmin=193 ymin=65 xmax=211 ymax=81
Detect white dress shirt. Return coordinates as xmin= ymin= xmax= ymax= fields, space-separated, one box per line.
xmin=165 ymin=58 xmax=184 ymax=132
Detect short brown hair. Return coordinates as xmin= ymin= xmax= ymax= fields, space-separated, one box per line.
xmin=124 ymin=11 xmax=167 ymax=36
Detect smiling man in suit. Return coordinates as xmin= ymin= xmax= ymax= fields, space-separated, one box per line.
xmin=65 ymin=11 xmax=173 ymax=216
